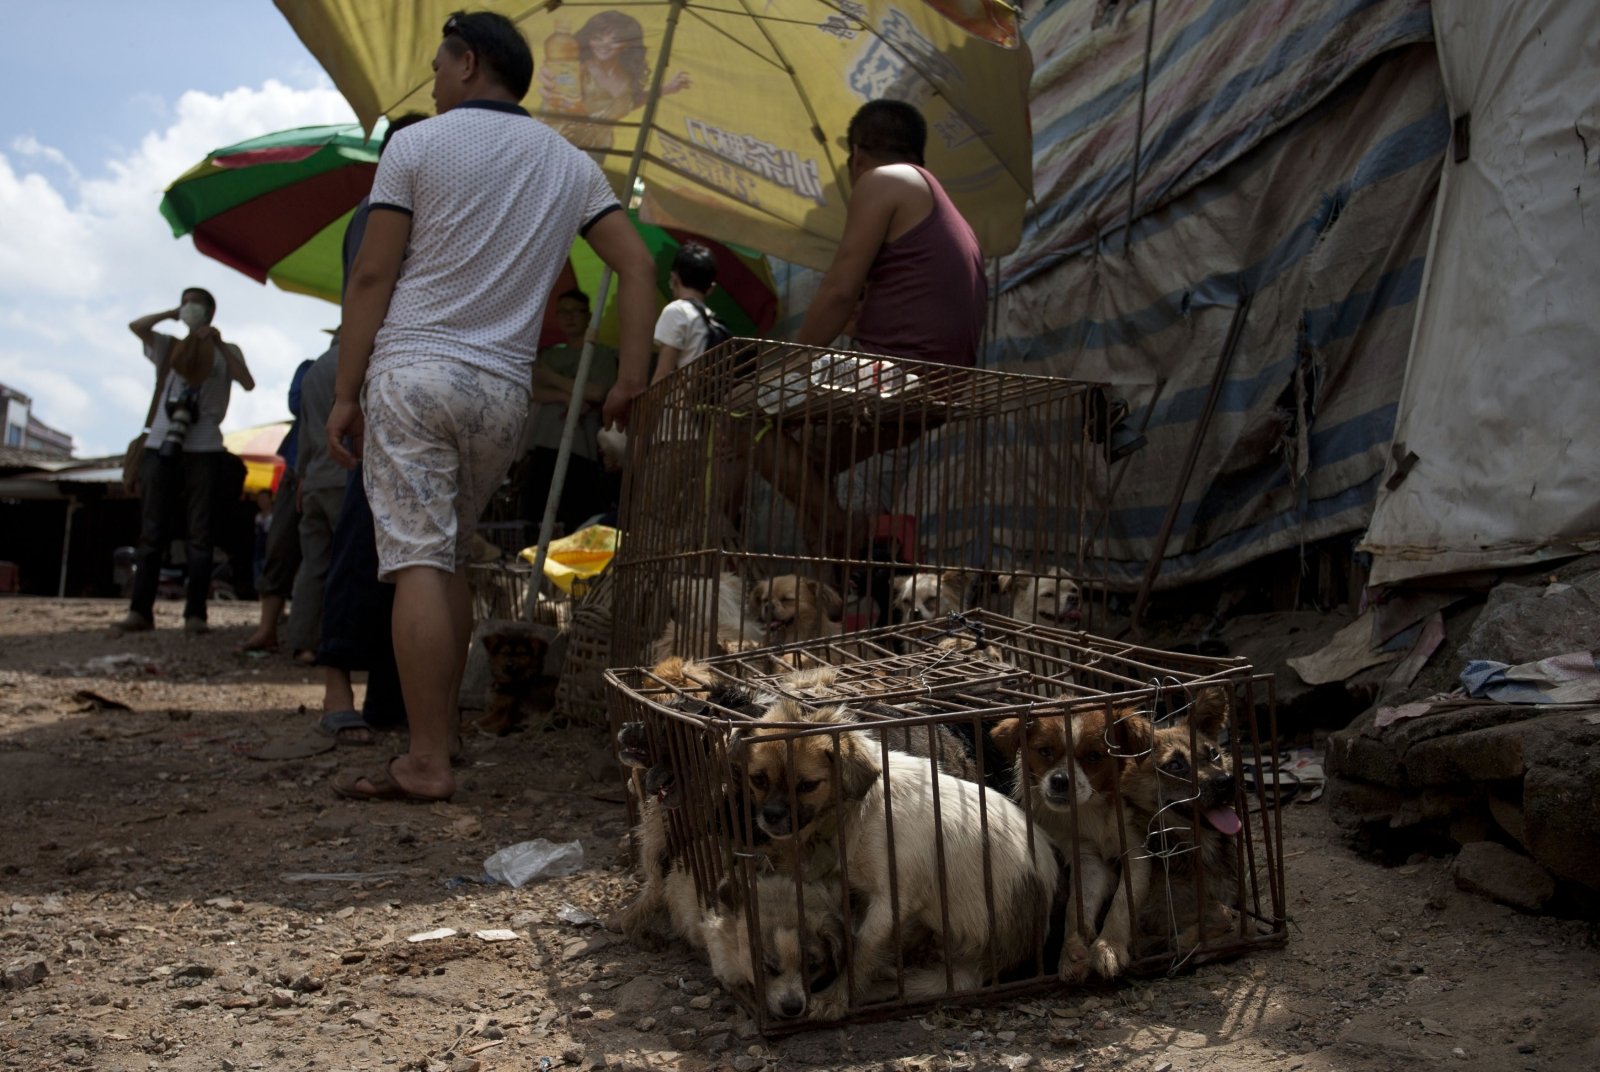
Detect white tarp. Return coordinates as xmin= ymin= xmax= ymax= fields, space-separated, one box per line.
xmin=1362 ymin=0 xmax=1600 ymax=585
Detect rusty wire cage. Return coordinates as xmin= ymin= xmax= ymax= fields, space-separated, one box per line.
xmin=608 ymin=340 xmax=1115 ymax=674
xmin=605 ymin=610 xmax=1287 ymax=1033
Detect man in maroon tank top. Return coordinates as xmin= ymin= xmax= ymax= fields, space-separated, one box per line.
xmin=745 ymin=101 xmax=986 ymax=576
xmin=795 ymin=99 xmax=987 ymax=365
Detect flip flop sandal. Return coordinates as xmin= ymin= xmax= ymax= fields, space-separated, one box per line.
xmin=318 ymin=708 xmax=375 ymax=746
xmin=332 ymin=757 xmax=452 ymax=803
xmin=247 ymin=734 xmax=337 ymax=760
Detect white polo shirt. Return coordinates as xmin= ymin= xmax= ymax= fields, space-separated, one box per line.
xmin=366 ymin=100 xmax=621 ymax=386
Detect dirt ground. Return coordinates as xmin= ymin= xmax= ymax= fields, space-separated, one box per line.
xmin=1 ymin=597 xmax=1597 ymax=1072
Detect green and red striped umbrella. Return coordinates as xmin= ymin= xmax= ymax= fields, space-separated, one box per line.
xmin=159 ymin=122 xmax=780 ymax=341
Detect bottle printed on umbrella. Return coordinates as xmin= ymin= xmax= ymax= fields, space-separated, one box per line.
xmin=543 ymin=20 xmax=584 ymax=113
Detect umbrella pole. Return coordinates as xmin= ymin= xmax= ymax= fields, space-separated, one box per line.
xmin=526 ymin=0 xmax=688 ymax=621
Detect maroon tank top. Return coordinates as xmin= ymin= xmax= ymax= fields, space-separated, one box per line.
xmin=851 ymin=164 xmax=987 ymax=368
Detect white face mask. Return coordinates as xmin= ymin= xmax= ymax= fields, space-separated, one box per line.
xmin=178 ymin=302 xmax=209 ymax=328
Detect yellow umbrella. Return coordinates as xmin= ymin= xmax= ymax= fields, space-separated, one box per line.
xmin=273 ymin=0 xmax=1033 ymax=267
xmin=223 ymin=422 xmax=291 ymax=497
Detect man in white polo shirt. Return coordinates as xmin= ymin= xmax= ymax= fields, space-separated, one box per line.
xmin=327 ymin=9 xmax=655 ymax=802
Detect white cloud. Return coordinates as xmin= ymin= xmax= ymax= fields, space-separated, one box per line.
xmin=0 ymin=80 xmax=358 ymax=457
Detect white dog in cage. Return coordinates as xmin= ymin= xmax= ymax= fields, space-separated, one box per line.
xmin=997 ymin=567 xmax=1084 ymax=627
xmin=735 ymin=702 xmax=1059 ymax=1013
xmin=888 ymin=569 xmax=970 ymax=624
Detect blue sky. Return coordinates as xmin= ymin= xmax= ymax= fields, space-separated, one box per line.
xmin=0 ymin=3 xmax=362 ymax=455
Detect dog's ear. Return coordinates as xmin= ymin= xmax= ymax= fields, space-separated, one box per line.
xmin=761 ymin=698 xmax=809 ymax=724
xmin=1188 ymin=685 xmax=1232 ymax=739
xmin=715 ymin=874 xmax=743 ymax=913
xmin=830 ymin=727 xmax=879 ymax=802
xmin=811 ymin=917 xmax=845 ymax=993
xmin=805 ymin=579 xmax=844 ymax=621
xmin=1105 ymin=707 xmax=1155 ymax=757
xmin=938 ymin=569 xmax=968 ymax=601
xmin=481 ymin=633 xmax=506 ymax=656
xmin=990 ymin=717 xmax=1024 ymax=761
xmin=995 ymin=573 xmax=1021 ymax=594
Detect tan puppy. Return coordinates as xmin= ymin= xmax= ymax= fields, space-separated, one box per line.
xmin=1119 ymin=687 xmax=1242 ymax=958
xmin=998 ymin=567 xmax=1084 ymax=627
xmin=702 ymin=873 xmax=847 ymax=1022
xmin=992 ymin=704 xmax=1151 ymax=981
xmin=749 ymin=575 xmax=844 ymax=645
xmin=889 ymin=568 xmax=968 ymax=624
xmin=735 ymin=701 xmax=1059 ymax=1012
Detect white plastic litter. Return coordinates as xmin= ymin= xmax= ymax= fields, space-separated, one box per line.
xmin=406 ymin=927 xmax=457 ymax=943
xmin=482 ymin=839 xmax=584 ymax=887
xmin=473 ymin=929 xmax=520 ymax=942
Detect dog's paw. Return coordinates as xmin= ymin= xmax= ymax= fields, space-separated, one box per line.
xmin=1089 ymin=937 xmax=1130 ymax=979
xmin=1057 ymin=935 xmax=1092 ymax=983
xmin=806 ymin=984 xmax=850 ymax=1021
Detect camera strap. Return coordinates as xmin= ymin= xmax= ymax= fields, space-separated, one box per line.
xmin=140 ymin=340 xmax=176 ymax=434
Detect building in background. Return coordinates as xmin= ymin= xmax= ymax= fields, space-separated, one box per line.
xmin=0 ymin=383 xmax=74 ymax=458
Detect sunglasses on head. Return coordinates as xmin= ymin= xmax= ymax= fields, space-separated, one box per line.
xmin=442 ymin=13 xmax=477 ymax=49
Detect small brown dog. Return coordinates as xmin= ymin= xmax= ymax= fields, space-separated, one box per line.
xmin=748 ymin=575 xmax=844 ymax=645
xmin=703 ymin=872 xmax=847 ymax=1022
xmin=1119 ymin=687 xmax=1242 ymax=958
xmin=477 ymin=626 xmax=551 ymax=734
xmin=991 ymin=703 xmax=1149 ymax=981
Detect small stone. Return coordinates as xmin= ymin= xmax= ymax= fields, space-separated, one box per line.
xmin=688 ymin=995 xmax=713 ymax=1010
xmin=1375 ymin=927 xmax=1401 ymax=943
xmin=997 ymin=1031 xmax=1016 ymax=1043
xmin=611 ymin=976 xmax=663 ymax=1015
xmin=349 ymin=1010 xmax=384 ymax=1030
xmin=1451 ymin=1047 xmax=1467 ymax=1059
xmin=701 ymin=1032 xmax=732 ymax=1054
xmin=635 ymin=1016 xmax=657 ymax=1031
xmin=667 ymin=1030 xmax=697 ymax=1049
xmin=482 ymin=1025 xmax=505 ymax=1040
xmin=1517 ymin=1043 xmax=1536 ymax=1054
xmin=732 ymin=1058 xmax=761 ymax=1072
xmin=1153 ymin=1063 xmax=1171 ymax=1072
xmin=451 ymin=1059 xmax=481 ymax=1072
xmin=573 ymin=1005 xmax=594 ymax=1020
xmin=268 ymin=988 xmax=296 ymax=1008
xmin=1003 ymin=1055 xmax=1034 ymax=1070
xmin=1 ymin=956 xmax=47 ymax=991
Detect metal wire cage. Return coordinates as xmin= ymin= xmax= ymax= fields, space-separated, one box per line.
xmin=608 ymin=340 xmax=1113 ymax=672
xmin=605 ymin=610 xmax=1287 ymax=1033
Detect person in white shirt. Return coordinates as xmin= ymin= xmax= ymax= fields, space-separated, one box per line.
xmin=649 ymin=242 xmax=718 ymax=386
xmin=326 ymin=9 xmax=654 ymax=803
xmin=118 ymin=287 xmax=254 ymax=634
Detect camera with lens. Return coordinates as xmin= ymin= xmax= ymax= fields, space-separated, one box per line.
xmin=159 ymin=387 xmax=201 ymax=459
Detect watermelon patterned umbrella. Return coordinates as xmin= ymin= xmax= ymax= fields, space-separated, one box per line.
xmin=160 ymin=123 xmax=780 ymax=339
xmin=160 ymin=123 xmax=380 ymax=304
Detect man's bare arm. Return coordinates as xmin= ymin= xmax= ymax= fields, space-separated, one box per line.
xmin=129 ymin=309 xmax=179 ymax=346
xmin=584 ymin=211 xmax=657 ymax=429
xmin=651 ymin=345 xmax=683 ymax=386
xmin=328 ymin=208 xmax=411 ymax=467
xmin=794 ymin=169 xmax=901 ymax=347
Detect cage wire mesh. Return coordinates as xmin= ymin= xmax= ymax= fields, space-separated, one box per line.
xmin=609 ymin=340 xmax=1114 ymax=674
xmin=605 ymin=610 xmax=1287 ymax=1032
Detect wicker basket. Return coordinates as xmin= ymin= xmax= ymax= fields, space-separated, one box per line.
xmin=553 ymin=565 xmax=615 ymax=728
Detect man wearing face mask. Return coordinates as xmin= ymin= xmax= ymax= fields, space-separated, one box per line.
xmin=117 ymin=287 xmax=255 ymax=634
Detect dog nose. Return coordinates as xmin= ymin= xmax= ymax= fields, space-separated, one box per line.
xmin=1216 ymin=773 xmax=1235 ymax=798
xmin=778 ymin=996 xmax=805 ymax=1018
xmin=1047 ymin=770 xmax=1073 ymax=794
xmin=761 ymin=802 xmax=790 ymax=832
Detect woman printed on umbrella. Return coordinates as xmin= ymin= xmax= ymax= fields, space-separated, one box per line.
xmin=539 ymin=11 xmax=690 ymax=149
